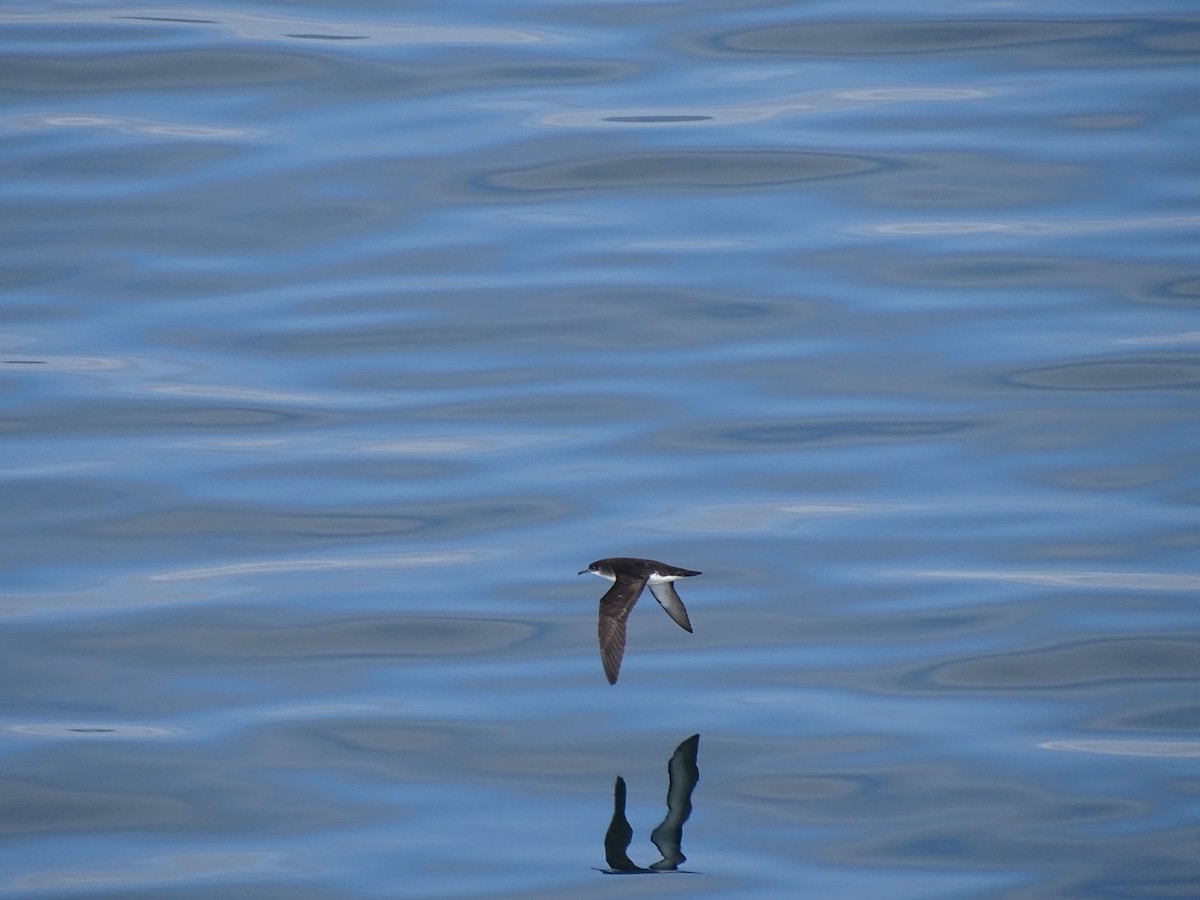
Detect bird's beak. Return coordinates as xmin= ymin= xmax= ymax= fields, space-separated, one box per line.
xmin=578 ymin=569 xmax=587 ymax=575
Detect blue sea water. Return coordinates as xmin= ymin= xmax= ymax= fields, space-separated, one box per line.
xmin=2 ymin=2 xmax=1199 ymax=897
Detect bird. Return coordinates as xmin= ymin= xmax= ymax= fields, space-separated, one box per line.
xmin=579 ymin=557 xmax=699 ymax=684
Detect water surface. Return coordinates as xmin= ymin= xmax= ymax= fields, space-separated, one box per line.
xmin=2 ymin=2 xmax=1199 ymax=897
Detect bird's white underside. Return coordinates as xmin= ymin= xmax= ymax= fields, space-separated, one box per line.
xmin=587 ymin=570 xmax=681 ymax=583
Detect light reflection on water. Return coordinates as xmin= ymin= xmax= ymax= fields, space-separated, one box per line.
xmin=2 ymin=1 xmax=1199 ymax=897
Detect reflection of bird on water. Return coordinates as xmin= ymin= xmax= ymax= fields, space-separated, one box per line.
xmin=649 ymin=733 xmax=700 ymax=870
xmin=602 ymin=776 xmax=645 ymax=873
xmin=598 ymin=733 xmax=701 ymax=874
xmin=579 ymin=557 xmax=700 ymax=684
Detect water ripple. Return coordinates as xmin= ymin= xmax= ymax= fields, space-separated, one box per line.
xmin=920 ymin=637 xmax=1200 ymax=689
xmin=1009 ymin=357 xmax=1200 ymax=391
xmin=1040 ymin=740 xmax=1200 ymax=758
xmin=485 ymin=150 xmax=885 ymax=192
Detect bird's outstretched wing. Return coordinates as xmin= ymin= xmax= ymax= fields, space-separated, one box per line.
xmin=598 ymin=575 xmax=648 ymax=684
xmin=647 ymin=581 xmax=693 ymax=633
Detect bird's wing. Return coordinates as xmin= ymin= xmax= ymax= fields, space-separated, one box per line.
xmin=649 ymin=733 xmax=700 ymax=870
xmin=647 ymin=580 xmax=693 ymax=633
xmin=598 ymin=575 xmax=647 ymax=684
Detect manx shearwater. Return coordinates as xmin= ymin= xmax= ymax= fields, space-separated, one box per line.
xmin=579 ymin=557 xmax=699 ymax=684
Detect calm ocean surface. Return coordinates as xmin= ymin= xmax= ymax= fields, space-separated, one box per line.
xmin=2 ymin=2 xmax=1199 ymax=897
